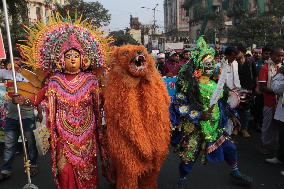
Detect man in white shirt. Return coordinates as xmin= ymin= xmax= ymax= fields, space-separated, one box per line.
xmin=266 ymin=69 xmax=284 ymax=177
xmin=0 ymin=60 xmax=29 ymax=82
xmin=211 ymin=47 xmax=241 ymax=136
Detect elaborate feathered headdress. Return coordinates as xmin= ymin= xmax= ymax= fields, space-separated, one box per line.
xmin=190 ymin=36 xmax=215 ymax=71
xmin=18 ymin=12 xmax=112 ymax=72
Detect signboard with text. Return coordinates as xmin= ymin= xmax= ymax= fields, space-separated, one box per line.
xmin=0 ymin=29 xmax=6 ymax=60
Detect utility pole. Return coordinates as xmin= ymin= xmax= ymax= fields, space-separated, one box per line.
xmin=153 ymin=3 xmax=158 ymax=35
xmin=141 ymin=3 xmax=159 ymax=51
xmin=141 ymin=3 xmax=159 ymax=35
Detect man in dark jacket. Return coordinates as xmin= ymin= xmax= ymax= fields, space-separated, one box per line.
xmin=235 ymin=46 xmax=257 ymax=138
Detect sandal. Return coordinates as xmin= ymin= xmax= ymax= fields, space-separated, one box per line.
xmin=30 ymin=167 xmax=39 ymax=177
xmin=0 ymin=173 xmax=10 ymax=182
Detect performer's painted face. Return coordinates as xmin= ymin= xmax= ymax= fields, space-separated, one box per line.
xmin=202 ymin=55 xmax=214 ymax=76
xmin=64 ymin=49 xmax=81 ymax=74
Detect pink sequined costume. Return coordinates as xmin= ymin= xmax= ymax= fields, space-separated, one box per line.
xmin=48 ymin=72 xmax=100 ymax=189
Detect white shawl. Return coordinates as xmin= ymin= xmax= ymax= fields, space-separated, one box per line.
xmin=210 ymin=58 xmax=241 ymax=107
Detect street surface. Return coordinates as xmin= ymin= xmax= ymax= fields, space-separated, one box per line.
xmin=0 ymin=130 xmax=284 ymax=189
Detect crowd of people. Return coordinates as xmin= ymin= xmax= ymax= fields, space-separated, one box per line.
xmin=156 ymin=44 xmax=284 ymax=179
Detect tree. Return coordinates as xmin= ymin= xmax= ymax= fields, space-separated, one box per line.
xmin=56 ymin=0 xmax=111 ymax=27
xmin=0 ymin=0 xmax=29 ymax=47
xmin=109 ymin=30 xmax=139 ymax=46
xmin=228 ymin=0 xmax=284 ymax=47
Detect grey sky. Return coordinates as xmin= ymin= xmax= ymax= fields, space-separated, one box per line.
xmin=85 ymin=0 xmax=164 ymax=31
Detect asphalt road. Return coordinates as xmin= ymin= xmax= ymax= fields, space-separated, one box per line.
xmin=0 ymin=130 xmax=284 ymax=189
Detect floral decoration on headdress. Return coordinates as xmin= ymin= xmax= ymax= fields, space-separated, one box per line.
xmin=18 ymin=12 xmax=113 ymax=72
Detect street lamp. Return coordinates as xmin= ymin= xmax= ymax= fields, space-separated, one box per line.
xmin=141 ymin=3 xmax=159 ymax=34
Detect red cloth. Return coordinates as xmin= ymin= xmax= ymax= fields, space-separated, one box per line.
xmin=258 ymin=63 xmax=278 ymax=107
xmin=57 ymin=143 xmax=98 ymax=189
xmin=179 ymin=59 xmax=190 ymax=65
xmin=32 ymin=86 xmax=47 ymax=106
xmin=164 ymin=60 xmax=186 ymax=76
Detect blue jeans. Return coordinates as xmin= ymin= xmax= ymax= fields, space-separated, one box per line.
xmin=1 ymin=118 xmax=37 ymax=174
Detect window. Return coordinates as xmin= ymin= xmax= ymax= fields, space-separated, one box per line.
xmin=36 ymin=7 xmax=41 ymax=21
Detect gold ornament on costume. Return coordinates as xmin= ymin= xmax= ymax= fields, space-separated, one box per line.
xmin=199 ymin=76 xmax=210 ymax=84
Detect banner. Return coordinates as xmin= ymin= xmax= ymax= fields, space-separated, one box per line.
xmin=163 ymin=76 xmax=177 ymax=97
xmin=0 ymin=29 xmax=6 ymax=60
xmin=0 ymin=83 xmax=7 ymax=142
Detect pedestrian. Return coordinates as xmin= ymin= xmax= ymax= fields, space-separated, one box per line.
xmin=252 ymin=48 xmax=262 ymax=63
xmin=256 ymin=46 xmax=271 ymax=74
xmin=180 ymin=49 xmax=191 ymax=65
xmin=258 ymin=46 xmax=284 ymax=154
xmin=217 ymin=46 xmax=241 ymax=136
xmin=1 ymin=60 xmax=5 ymax=69
xmin=253 ymin=46 xmax=272 ymax=131
xmin=235 ymin=46 xmax=257 ymax=138
xmin=0 ymin=57 xmax=39 ymax=182
xmin=164 ymin=51 xmax=182 ymax=77
xmin=266 ymin=67 xmax=284 ymax=176
xmin=156 ymin=52 xmax=166 ymax=75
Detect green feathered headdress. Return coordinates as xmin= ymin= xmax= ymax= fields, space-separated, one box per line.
xmin=190 ymin=36 xmax=215 ymax=71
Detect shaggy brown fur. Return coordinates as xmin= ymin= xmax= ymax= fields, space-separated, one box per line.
xmin=104 ymin=45 xmax=171 ymax=189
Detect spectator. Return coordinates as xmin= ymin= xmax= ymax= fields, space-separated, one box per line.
xmin=252 ymin=48 xmax=262 ymax=63
xmin=266 ymin=67 xmax=284 ymax=176
xmin=180 ymin=49 xmax=191 ymax=65
xmin=164 ymin=51 xmax=182 ymax=77
xmin=245 ymin=50 xmax=252 ymax=59
xmin=235 ymin=46 xmax=257 ymax=138
xmin=156 ymin=53 xmax=166 ymax=75
xmin=212 ymin=46 xmax=241 ymax=136
xmin=223 ymin=46 xmax=241 ymax=90
xmin=258 ymin=46 xmax=284 ymax=154
xmin=253 ymin=46 xmax=272 ymax=131
xmin=0 ymin=60 xmax=5 ymax=69
xmin=256 ymin=46 xmax=272 ymax=74
xmin=0 ymin=57 xmax=39 ymax=182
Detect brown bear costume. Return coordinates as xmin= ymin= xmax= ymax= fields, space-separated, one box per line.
xmin=104 ymin=45 xmax=171 ymax=189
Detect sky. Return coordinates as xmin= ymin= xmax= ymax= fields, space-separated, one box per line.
xmin=85 ymin=0 xmax=164 ymax=32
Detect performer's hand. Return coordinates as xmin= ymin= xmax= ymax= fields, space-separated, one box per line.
xmin=12 ymin=94 xmax=24 ymax=105
xmin=201 ymin=106 xmax=214 ymax=120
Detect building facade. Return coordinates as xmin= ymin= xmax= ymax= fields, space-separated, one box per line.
xmin=164 ymin=0 xmax=270 ymax=43
xmin=27 ymin=0 xmax=66 ymax=22
xmin=164 ymin=0 xmax=190 ymax=40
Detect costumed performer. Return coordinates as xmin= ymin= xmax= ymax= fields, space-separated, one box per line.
xmin=13 ymin=14 xmax=112 ymax=189
xmin=170 ymin=36 xmax=253 ymax=188
xmin=104 ymin=45 xmax=171 ymax=189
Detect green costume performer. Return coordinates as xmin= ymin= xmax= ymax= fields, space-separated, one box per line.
xmin=169 ymin=37 xmax=253 ymax=188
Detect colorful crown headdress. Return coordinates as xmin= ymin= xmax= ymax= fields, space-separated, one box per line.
xmin=18 ymin=12 xmax=112 ymax=71
xmin=190 ymin=36 xmax=215 ymax=70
